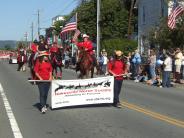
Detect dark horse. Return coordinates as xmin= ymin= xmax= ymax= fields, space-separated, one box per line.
xmin=28 ymin=52 xmax=37 ymax=79
xmin=51 ymin=50 xmax=63 ymax=79
xmin=76 ymin=47 xmax=94 ymax=79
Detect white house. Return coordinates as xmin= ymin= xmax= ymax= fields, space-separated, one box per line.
xmin=52 ymin=15 xmax=65 ymax=25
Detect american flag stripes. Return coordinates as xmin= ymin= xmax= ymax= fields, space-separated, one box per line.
xmin=72 ymin=29 xmax=81 ymax=42
xmin=168 ymin=0 xmax=184 ymax=29
xmin=61 ymin=14 xmax=77 ymax=34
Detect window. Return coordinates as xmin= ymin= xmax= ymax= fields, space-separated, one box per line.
xmin=142 ymin=6 xmax=146 ymax=24
xmin=161 ymin=0 xmax=165 ymax=17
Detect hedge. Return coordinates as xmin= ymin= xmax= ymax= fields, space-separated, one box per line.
xmin=101 ymin=38 xmax=138 ymax=56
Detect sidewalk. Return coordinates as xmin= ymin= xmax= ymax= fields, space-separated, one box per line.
xmin=68 ymin=65 xmax=184 ymax=89
xmin=172 ymin=82 xmax=184 ymax=89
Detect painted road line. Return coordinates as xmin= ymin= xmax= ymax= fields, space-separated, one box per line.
xmin=0 ymin=83 xmax=23 ymax=138
xmin=122 ymin=101 xmax=184 ymax=128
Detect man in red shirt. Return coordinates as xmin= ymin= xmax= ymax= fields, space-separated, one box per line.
xmin=74 ymin=34 xmax=96 ymax=68
xmin=31 ymin=40 xmax=38 ymax=53
xmin=75 ymin=34 xmax=94 ymax=55
xmin=108 ymin=50 xmax=126 ymax=108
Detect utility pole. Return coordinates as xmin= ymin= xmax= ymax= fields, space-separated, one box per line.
xmin=97 ymin=0 xmax=100 ymax=59
xmin=24 ymin=32 xmax=28 ymax=48
xmin=127 ymin=0 xmax=135 ymax=38
xmin=37 ymin=10 xmax=40 ymax=39
xmin=31 ymin=22 xmax=34 ymax=42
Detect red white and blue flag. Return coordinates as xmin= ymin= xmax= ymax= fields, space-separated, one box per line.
xmin=61 ymin=14 xmax=77 ymax=34
xmin=72 ymin=29 xmax=81 ymax=42
xmin=168 ymin=0 xmax=184 ymax=29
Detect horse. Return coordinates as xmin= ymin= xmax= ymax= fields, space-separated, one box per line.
xmin=51 ymin=51 xmax=63 ymax=79
xmin=28 ymin=52 xmax=37 ymax=79
xmin=76 ymin=47 xmax=94 ymax=79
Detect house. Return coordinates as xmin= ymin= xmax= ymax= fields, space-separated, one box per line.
xmin=135 ymin=0 xmax=168 ymax=56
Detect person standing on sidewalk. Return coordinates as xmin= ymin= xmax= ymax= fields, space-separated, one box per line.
xmin=34 ymin=52 xmax=53 ymax=114
xmin=102 ymin=49 xmax=108 ymax=75
xmin=174 ymin=48 xmax=183 ymax=83
xmin=108 ymin=50 xmax=126 ymax=108
xmin=162 ymin=51 xmax=172 ymax=88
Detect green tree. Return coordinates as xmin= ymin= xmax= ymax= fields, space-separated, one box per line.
xmin=148 ymin=15 xmax=184 ymax=49
xmin=65 ymin=0 xmax=137 ymax=54
xmin=4 ymin=44 xmax=11 ymax=50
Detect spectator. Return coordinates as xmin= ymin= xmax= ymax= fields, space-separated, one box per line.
xmin=101 ymin=49 xmax=108 ymax=75
xmin=64 ymin=50 xmax=70 ymax=68
xmin=174 ymin=48 xmax=183 ymax=83
xmin=132 ymin=50 xmax=141 ymax=80
xmin=124 ymin=52 xmax=131 ymax=74
xmin=148 ymin=49 xmax=156 ymax=80
xmin=98 ymin=53 xmax=104 ymax=75
xmin=162 ymin=51 xmax=172 ymax=88
xmin=181 ymin=50 xmax=184 ymax=83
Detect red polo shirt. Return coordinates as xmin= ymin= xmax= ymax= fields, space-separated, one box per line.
xmin=34 ymin=61 xmax=52 ymax=80
xmin=108 ymin=59 xmax=126 ymax=80
xmin=50 ymin=46 xmax=58 ymax=53
xmin=31 ymin=43 xmax=37 ymax=53
xmin=76 ymin=40 xmax=94 ymax=55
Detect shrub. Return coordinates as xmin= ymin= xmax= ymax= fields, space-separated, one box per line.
xmin=101 ymin=38 xmax=137 ymax=56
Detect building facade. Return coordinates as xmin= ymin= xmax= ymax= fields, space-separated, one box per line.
xmin=135 ymin=0 xmax=168 ymax=56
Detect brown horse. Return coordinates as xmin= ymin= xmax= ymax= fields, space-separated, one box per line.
xmin=77 ymin=47 xmax=94 ymax=79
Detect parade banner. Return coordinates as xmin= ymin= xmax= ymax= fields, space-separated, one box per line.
xmin=51 ymin=76 xmax=114 ymax=109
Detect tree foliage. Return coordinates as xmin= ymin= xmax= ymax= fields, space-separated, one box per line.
xmin=57 ymin=0 xmax=137 ymax=54
xmin=148 ymin=15 xmax=184 ymax=49
xmin=101 ymin=38 xmax=137 ymax=56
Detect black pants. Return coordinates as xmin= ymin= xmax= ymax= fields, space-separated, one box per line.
xmin=17 ymin=62 xmax=24 ymax=71
xmin=37 ymin=82 xmax=50 ymax=108
xmin=114 ymin=79 xmax=123 ymax=104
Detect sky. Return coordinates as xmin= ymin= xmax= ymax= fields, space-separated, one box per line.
xmin=0 ymin=0 xmax=78 ymax=41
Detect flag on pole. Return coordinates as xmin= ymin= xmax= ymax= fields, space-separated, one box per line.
xmin=168 ymin=0 xmax=184 ymax=29
xmin=61 ymin=14 xmax=77 ymax=34
xmin=72 ymin=29 xmax=81 ymax=42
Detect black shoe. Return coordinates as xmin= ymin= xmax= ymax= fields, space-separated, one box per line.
xmin=113 ymin=103 xmax=122 ymax=108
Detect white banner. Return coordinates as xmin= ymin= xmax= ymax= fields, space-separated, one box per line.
xmin=51 ymin=76 xmax=114 ymax=109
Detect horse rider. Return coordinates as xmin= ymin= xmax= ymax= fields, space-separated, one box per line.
xmin=33 ymin=35 xmax=49 ymax=60
xmin=74 ymin=34 xmax=96 ymax=66
xmin=17 ymin=45 xmax=27 ymax=71
xmin=28 ymin=40 xmax=38 ymax=79
xmin=38 ymin=35 xmax=49 ymax=52
xmin=50 ymin=42 xmax=59 ymax=59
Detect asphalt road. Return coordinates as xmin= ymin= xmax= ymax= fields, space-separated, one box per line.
xmin=0 ymin=60 xmax=184 ymax=138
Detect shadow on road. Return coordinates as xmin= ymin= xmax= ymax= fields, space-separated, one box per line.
xmin=50 ymin=103 xmax=113 ymax=111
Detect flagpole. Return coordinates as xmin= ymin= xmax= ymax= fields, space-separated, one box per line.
xmin=97 ymin=0 xmax=100 ymax=59
xmin=76 ymin=12 xmax=78 ymax=29
xmin=72 ymin=13 xmax=78 ymax=57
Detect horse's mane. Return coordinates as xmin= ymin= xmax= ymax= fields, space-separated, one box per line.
xmin=77 ymin=47 xmax=94 ymax=78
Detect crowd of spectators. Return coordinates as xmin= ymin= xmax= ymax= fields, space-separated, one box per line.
xmin=96 ymin=47 xmax=184 ymax=88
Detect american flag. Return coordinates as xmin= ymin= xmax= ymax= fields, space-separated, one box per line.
xmin=72 ymin=29 xmax=81 ymax=42
xmin=61 ymin=14 xmax=77 ymax=34
xmin=168 ymin=0 xmax=184 ymax=29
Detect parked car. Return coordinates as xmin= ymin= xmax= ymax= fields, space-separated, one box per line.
xmin=9 ymin=56 xmax=18 ymax=64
